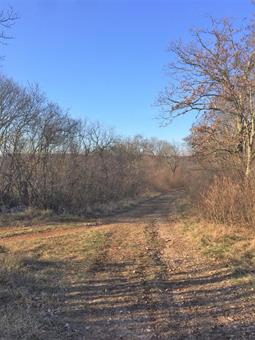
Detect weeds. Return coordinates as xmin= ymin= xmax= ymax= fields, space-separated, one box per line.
xmin=196 ymin=176 xmax=255 ymax=226
xmin=0 ymin=226 xmax=109 ymax=339
xmin=181 ymin=218 xmax=255 ymax=285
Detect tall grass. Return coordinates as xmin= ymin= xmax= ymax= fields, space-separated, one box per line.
xmin=198 ymin=176 xmax=255 ymax=226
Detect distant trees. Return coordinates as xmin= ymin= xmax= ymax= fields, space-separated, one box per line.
xmin=156 ymin=141 xmax=181 ymax=176
xmin=0 ymin=75 xmax=180 ymax=213
xmin=0 ymin=6 xmax=186 ymax=214
xmin=158 ymin=18 xmax=255 ymax=180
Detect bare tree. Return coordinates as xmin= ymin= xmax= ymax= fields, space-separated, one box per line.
xmin=0 ymin=7 xmax=17 ymax=42
xmin=0 ymin=74 xmax=184 ymax=213
xmin=157 ymin=141 xmax=181 ymax=176
xmin=158 ymin=18 xmax=255 ymax=179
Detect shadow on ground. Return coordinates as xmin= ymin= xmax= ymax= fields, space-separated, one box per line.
xmin=61 ymin=258 xmax=255 ymax=339
xmin=107 ymin=191 xmax=182 ymax=224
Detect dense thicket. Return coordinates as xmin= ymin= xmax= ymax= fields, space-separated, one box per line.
xmin=0 ymin=75 xmax=182 ymax=214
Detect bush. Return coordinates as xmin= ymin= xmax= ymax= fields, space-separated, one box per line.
xmin=198 ymin=176 xmax=255 ymax=226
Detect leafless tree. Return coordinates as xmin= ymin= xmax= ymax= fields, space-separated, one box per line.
xmin=0 ymin=73 xmax=185 ymax=213
xmin=157 ymin=141 xmax=181 ymax=176
xmin=0 ymin=7 xmax=17 ymax=44
xmin=158 ymin=18 xmax=255 ymax=179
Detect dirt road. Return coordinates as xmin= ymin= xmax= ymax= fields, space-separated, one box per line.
xmin=57 ymin=191 xmax=254 ymax=339
xmin=1 ymin=191 xmax=254 ymax=339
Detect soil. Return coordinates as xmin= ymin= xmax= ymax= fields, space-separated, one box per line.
xmin=2 ymin=190 xmax=255 ymax=339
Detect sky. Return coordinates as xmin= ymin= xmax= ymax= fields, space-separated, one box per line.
xmin=0 ymin=0 xmax=253 ymax=142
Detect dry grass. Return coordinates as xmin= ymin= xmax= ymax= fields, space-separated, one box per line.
xmin=0 ymin=224 xmax=111 ymax=339
xmin=0 ymin=208 xmax=84 ymax=228
xmin=183 ymin=175 xmax=255 ymax=286
xmin=87 ymin=192 xmax=160 ymax=217
xmin=175 ymin=192 xmax=255 ymax=280
xmin=0 ymin=219 xmax=160 ymax=339
xmin=197 ymin=176 xmax=255 ymax=226
xmin=0 ymin=194 xmax=161 ymax=340
xmin=0 ymin=191 xmax=254 ymax=339
xmin=181 ymin=217 xmax=255 ymax=286
xmin=0 ymin=193 xmax=160 ymax=228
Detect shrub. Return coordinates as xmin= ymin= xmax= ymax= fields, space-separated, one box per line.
xmin=198 ymin=176 xmax=255 ymax=226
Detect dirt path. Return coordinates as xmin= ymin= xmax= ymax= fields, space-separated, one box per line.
xmin=55 ymin=191 xmax=255 ymax=339
xmin=1 ymin=191 xmax=253 ymax=338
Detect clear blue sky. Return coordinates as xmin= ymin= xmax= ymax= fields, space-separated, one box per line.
xmin=0 ymin=0 xmax=253 ymax=142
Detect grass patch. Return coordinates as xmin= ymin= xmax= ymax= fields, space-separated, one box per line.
xmin=0 ymin=193 xmax=160 ymax=228
xmin=0 ymin=224 xmax=110 ymax=339
xmin=180 ymin=218 xmax=255 ymax=285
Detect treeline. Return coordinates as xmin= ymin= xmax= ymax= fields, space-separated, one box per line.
xmin=0 ymin=75 xmax=183 ymax=214
xmin=159 ymin=16 xmax=255 ymax=226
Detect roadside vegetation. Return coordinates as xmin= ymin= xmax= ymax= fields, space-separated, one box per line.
xmin=0 ymin=72 xmax=185 ymax=217
xmin=0 ymin=4 xmax=254 ymax=339
xmin=180 ymin=216 xmax=255 ymax=287
xmin=159 ymin=13 xmax=255 ymax=222
xmin=157 ymin=12 xmax=255 ymax=291
xmin=0 ymin=223 xmax=110 ymax=339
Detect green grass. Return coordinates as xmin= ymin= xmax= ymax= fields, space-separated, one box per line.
xmin=180 ymin=218 xmax=255 ymax=285
xmin=201 ymin=235 xmax=243 ymax=259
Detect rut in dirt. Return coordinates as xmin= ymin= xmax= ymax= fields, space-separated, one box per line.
xmin=59 ymin=191 xmax=255 ymax=339
xmin=58 ymin=192 xmax=179 ymax=339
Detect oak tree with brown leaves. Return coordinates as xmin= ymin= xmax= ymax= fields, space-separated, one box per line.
xmin=159 ymin=18 xmax=255 ymax=179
